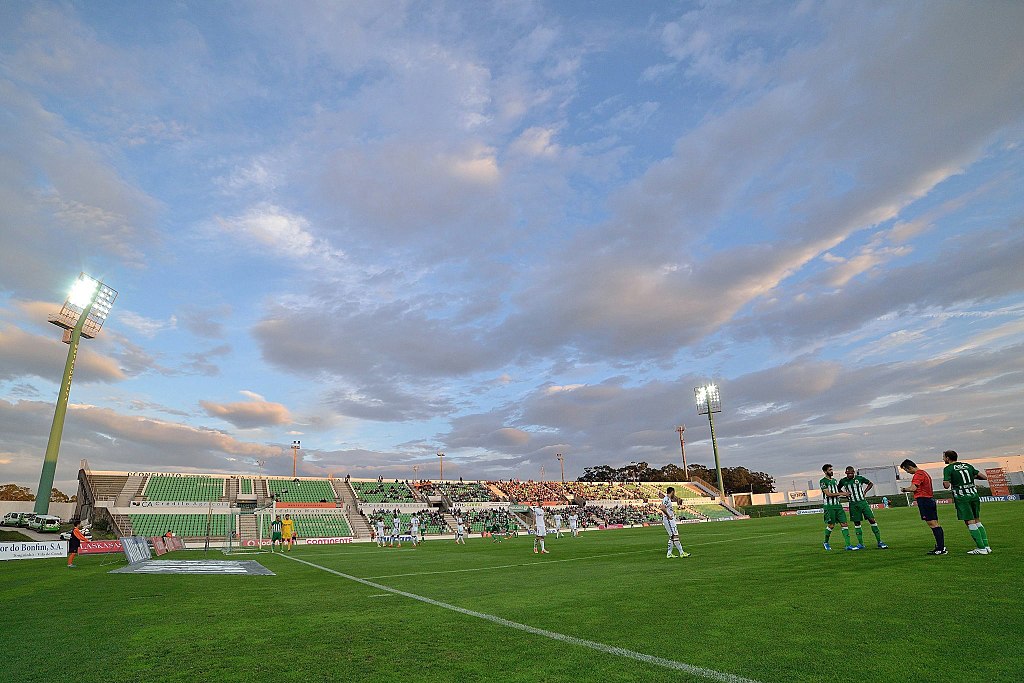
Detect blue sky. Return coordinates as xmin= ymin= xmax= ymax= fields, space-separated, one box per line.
xmin=1 ymin=1 xmax=1023 ymax=494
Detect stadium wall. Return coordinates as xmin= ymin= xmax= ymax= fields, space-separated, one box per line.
xmin=0 ymin=502 xmax=76 ymax=518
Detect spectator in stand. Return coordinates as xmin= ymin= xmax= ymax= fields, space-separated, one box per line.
xmin=163 ymin=529 xmax=174 ymax=538
xmin=66 ymin=520 xmax=89 ymax=568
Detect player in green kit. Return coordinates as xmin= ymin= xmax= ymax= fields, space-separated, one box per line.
xmin=820 ymin=464 xmax=857 ymax=551
xmin=942 ymin=450 xmax=992 ymax=555
xmin=838 ymin=466 xmax=888 ymax=549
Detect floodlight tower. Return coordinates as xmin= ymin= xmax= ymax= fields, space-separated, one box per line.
xmin=694 ymin=383 xmax=725 ymax=500
xmin=555 ymin=453 xmax=565 ymax=483
xmin=291 ymin=441 xmax=301 ymax=478
xmin=676 ymin=426 xmax=689 ymax=480
xmin=35 ymin=273 xmax=117 ymax=515
xmin=437 ymin=452 xmax=445 ymax=481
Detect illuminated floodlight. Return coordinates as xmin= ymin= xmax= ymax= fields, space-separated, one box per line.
xmin=35 ymin=272 xmax=117 ymax=514
xmin=693 ymin=381 xmax=725 ymax=500
xmin=695 ymin=383 xmax=721 ymax=415
xmin=49 ymin=272 xmax=118 ymax=339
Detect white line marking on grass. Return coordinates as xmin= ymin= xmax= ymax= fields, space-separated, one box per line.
xmin=363 ymin=532 xmax=787 ymax=580
xmin=279 ymin=552 xmax=762 ymax=683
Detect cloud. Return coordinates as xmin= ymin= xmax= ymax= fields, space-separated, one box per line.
xmin=117 ymin=311 xmax=178 ymax=339
xmin=0 ymin=324 xmax=125 ymax=383
xmin=200 ymin=392 xmax=292 ymax=429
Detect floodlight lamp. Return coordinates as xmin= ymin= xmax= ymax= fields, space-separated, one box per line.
xmin=694 ymin=382 xmax=722 ymax=414
xmin=68 ymin=275 xmax=99 ymax=309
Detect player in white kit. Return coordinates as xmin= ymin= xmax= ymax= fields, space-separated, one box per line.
xmin=532 ymin=502 xmax=549 ymax=554
xmin=375 ymin=518 xmax=386 ymax=547
xmin=391 ymin=513 xmax=402 ymax=548
xmin=661 ymin=487 xmax=690 ymax=558
xmin=455 ymin=515 xmax=466 ymax=544
xmin=553 ymin=512 xmax=563 ymax=538
xmin=409 ymin=515 xmax=420 ymax=547
xmin=568 ymin=510 xmax=579 ymax=537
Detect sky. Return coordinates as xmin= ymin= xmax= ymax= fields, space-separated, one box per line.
xmin=1 ymin=1 xmax=1023 ymax=496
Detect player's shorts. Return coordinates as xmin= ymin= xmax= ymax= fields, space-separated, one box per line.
xmin=916 ymin=497 xmax=938 ymax=521
xmin=822 ymin=507 xmax=847 ymax=525
xmin=953 ymin=497 xmax=981 ymax=521
xmin=662 ymin=517 xmax=678 ymax=537
xmin=271 ymin=532 xmax=283 ymax=541
xmin=849 ymin=501 xmax=874 ymax=523
xmin=535 ymin=524 xmax=546 ymax=537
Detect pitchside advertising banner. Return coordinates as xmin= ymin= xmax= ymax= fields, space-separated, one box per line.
xmin=130 ymin=500 xmax=231 ymax=508
xmin=0 ymin=540 xmax=67 ymax=561
xmin=780 ymin=503 xmax=886 ymax=516
xmin=243 ymin=536 xmax=355 ymax=547
xmin=910 ymin=495 xmax=1019 ymax=506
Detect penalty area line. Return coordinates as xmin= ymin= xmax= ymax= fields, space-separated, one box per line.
xmin=278 ymin=553 xmax=762 ymax=683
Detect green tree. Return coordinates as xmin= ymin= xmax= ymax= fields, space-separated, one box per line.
xmin=50 ymin=488 xmax=72 ymax=503
xmin=0 ymin=484 xmax=35 ymax=501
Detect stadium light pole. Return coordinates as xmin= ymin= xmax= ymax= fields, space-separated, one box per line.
xmin=291 ymin=441 xmax=301 ymax=478
xmin=676 ymin=425 xmax=689 ymax=480
xmin=555 ymin=453 xmax=565 ymax=483
xmin=437 ymin=452 xmax=444 ymax=481
xmin=34 ymin=273 xmax=117 ymax=515
xmin=694 ymin=383 xmax=725 ymax=500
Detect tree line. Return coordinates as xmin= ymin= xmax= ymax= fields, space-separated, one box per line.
xmin=0 ymin=484 xmax=76 ymax=502
xmin=578 ymin=461 xmax=775 ymax=494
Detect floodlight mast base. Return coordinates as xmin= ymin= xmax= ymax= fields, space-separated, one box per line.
xmin=34 ymin=301 xmax=93 ymax=515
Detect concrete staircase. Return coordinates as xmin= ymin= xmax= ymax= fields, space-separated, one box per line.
xmin=225 ymin=478 xmax=239 ymax=504
xmin=115 ymin=475 xmax=146 ymax=507
xmin=332 ymin=479 xmax=371 ymax=538
xmin=238 ymin=514 xmax=258 ymax=544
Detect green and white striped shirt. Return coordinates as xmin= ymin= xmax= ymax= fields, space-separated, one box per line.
xmin=839 ymin=475 xmax=871 ymax=502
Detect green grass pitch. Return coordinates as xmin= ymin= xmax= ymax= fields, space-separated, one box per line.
xmin=3 ymin=504 xmax=1022 ymax=682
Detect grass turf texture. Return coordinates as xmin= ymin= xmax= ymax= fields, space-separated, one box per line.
xmin=3 ymin=505 xmax=1022 ymax=683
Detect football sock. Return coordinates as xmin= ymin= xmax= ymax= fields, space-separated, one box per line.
xmin=674 ymin=540 xmax=684 ymax=554
xmin=855 ymin=526 xmax=863 ymax=544
xmin=67 ymin=553 xmax=76 ymax=566
xmin=539 ymin=540 xmax=545 ymax=551
xmin=841 ymin=528 xmax=851 ymax=545
xmin=931 ymin=526 xmax=944 ymax=549
xmin=824 ymin=527 xmax=832 ymax=542
xmin=871 ymin=523 xmax=882 ymax=543
xmin=667 ymin=540 xmax=674 ymax=555
xmin=977 ymin=524 xmax=989 ymax=546
xmin=967 ymin=524 xmax=985 ymax=548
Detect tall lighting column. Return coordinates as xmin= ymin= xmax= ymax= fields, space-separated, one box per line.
xmin=35 ymin=273 xmax=117 ymax=515
xmin=437 ymin=452 xmax=445 ymax=481
xmin=694 ymin=383 xmax=725 ymax=500
xmin=676 ymin=426 xmax=689 ymax=480
xmin=291 ymin=441 xmax=301 ymax=478
xmin=555 ymin=453 xmax=565 ymax=483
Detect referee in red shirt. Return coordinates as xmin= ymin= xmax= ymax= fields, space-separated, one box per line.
xmin=900 ymin=459 xmax=946 ymax=555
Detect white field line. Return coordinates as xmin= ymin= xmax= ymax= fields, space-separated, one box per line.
xmin=361 ymin=531 xmax=788 ymax=580
xmin=279 ymin=552 xmax=763 ymax=683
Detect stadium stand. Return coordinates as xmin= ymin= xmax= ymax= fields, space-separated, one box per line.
xmin=491 ymin=480 xmax=568 ymax=503
xmin=259 ymin=514 xmax=352 ymax=538
xmin=266 ymin=478 xmax=336 ymax=503
xmin=366 ymin=509 xmax=448 ymax=534
xmin=129 ymin=513 xmax=231 ymax=538
xmin=563 ymin=482 xmax=643 ymax=500
xmin=144 ymin=475 xmax=225 ymax=501
xmin=417 ymin=481 xmax=498 ymax=502
xmin=452 ymin=507 xmax=517 ymax=533
xmin=240 ymin=478 xmax=253 ymax=495
xmin=351 ymin=481 xmax=418 ymax=503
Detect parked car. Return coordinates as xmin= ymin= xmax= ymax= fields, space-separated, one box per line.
xmin=36 ymin=515 xmax=62 ymax=533
xmin=1 ymin=512 xmax=30 ymax=527
xmin=23 ymin=515 xmax=41 ymax=530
